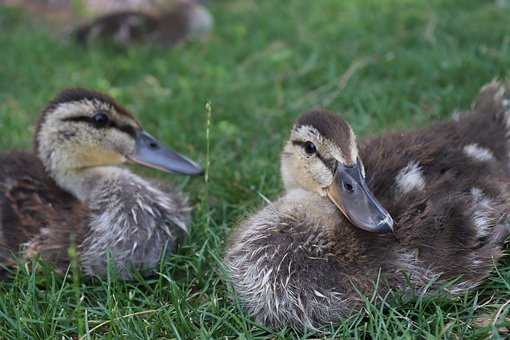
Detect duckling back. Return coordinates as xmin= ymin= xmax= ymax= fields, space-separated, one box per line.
xmin=359 ymin=80 xmax=510 ymax=287
xmin=455 ymin=80 xmax=510 ymax=169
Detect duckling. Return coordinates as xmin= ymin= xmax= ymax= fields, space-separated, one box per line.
xmin=73 ymin=0 xmax=213 ymax=46
xmin=225 ymin=81 xmax=510 ymax=330
xmin=0 ymin=88 xmax=203 ymax=279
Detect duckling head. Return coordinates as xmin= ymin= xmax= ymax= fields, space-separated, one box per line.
xmin=281 ymin=109 xmax=393 ymax=233
xmin=35 ymin=88 xmax=203 ymax=197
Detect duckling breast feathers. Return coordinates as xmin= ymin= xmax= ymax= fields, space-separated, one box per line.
xmin=79 ymin=168 xmax=190 ymax=279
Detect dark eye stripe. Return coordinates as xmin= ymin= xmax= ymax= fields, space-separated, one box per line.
xmin=319 ymin=156 xmax=337 ymax=171
xmin=61 ymin=116 xmax=137 ymax=137
xmin=116 ymin=124 xmax=137 ymax=137
xmin=292 ymin=140 xmax=337 ymax=171
xmin=61 ymin=116 xmax=94 ymax=124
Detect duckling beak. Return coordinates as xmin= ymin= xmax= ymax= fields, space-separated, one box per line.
xmin=326 ymin=162 xmax=393 ymax=233
xmin=128 ymin=131 xmax=204 ymax=176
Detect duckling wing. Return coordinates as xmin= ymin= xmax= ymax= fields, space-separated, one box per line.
xmin=391 ymin=183 xmax=509 ymax=284
xmin=0 ymin=152 xmax=53 ymax=256
xmin=0 ymin=151 xmax=87 ymax=274
xmin=361 ymin=82 xmax=510 ymax=203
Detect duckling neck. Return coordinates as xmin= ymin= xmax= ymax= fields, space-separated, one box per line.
xmin=53 ymin=166 xmax=127 ymax=201
xmin=284 ymin=188 xmax=340 ymax=223
xmin=54 ymin=165 xmax=189 ymax=231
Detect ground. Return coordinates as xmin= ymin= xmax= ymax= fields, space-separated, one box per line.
xmin=1 ymin=0 xmax=510 ymax=338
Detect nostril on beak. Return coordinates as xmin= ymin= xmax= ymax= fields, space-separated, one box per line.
xmin=149 ymin=141 xmax=159 ymax=149
xmin=343 ymin=182 xmax=354 ymax=193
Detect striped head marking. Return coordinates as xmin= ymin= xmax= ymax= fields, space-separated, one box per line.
xmin=36 ymin=89 xmax=142 ymax=173
xmin=281 ymin=109 xmax=393 ymax=233
xmin=281 ymin=110 xmax=359 ymax=192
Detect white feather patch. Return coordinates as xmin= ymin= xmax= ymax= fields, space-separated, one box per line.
xmin=503 ymin=98 xmax=509 ymax=111
xmin=395 ymin=161 xmax=425 ymax=194
xmin=451 ymin=110 xmax=462 ymax=122
xmin=470 ymin=187 xmax=494 ymax=238
xmin=463 ymin=143 xmax=495 ymax=162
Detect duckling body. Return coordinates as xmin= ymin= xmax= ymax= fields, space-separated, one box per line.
xmin=225 ymin=81 xmax=510 ymax=329
xmin=0 ymin=89 xmax=202 ymax=279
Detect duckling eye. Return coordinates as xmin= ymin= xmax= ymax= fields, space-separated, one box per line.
xmin=304 ymin=141 xmax=317 ymax=155
xmin=92 ymin=112 xmax=109 ymax=128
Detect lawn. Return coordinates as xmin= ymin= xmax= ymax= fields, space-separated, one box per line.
xmin=1 ymin=0 xmax=510 ymax=338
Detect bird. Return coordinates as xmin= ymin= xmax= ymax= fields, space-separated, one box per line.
xmin=0 ymin=88 xmax=203 ymax=280
xmin=73 ymin=0 xmax=213 ymax=47
xmin=224 ymin=80 xmax=510 ymax=330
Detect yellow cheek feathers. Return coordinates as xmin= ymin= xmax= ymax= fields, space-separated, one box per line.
xmin=76 ymin=147 xmax=126 ymax=168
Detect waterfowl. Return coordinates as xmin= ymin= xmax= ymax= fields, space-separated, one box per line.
xmin=225 ymin=81 xmax=510 ymax=330
xmin=73 ymin=0 xmax=213 ymax=46
xmin=0 ymin=88 xmax=203 ymax=279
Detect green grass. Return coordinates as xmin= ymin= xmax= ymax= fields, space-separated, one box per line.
xmin=1 ymin=0 xmax=510 ymax=338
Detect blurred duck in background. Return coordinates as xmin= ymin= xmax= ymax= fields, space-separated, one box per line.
xmin=2 ymin=0 xmax=213 ymax=47
xmin=0 ymin=88 xmax=203 ymax=279
xmin=225 ymin=81 xmax=510 ymax=330
xmin=73 ymin=0 xmax=213 ymax=46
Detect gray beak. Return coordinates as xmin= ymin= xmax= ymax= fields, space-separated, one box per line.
xmin=128 ymin=131 xmax=204 ymax=176
xmin=326 ymin=161 xmax=393 ymax=233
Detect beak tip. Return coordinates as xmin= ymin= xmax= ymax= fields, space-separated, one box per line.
xmin=186 ymin=161 xmax=204 ymax=176
xmin=132 ymin=130 xmax=205 ymax=177
xmin=376 ymin=215 xmax=394 ymax=233
xmin=193 ymin=167 xmax=205 ymax=176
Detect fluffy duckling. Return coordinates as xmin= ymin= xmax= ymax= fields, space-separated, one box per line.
xmin=225 ymin=81 xmax=510 ymax=330
xmin=73 ymin=0 xmax=213 ymax=46
xmin=0 ymin=88 xmax=203 ymax=279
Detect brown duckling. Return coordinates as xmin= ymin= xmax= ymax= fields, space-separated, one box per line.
xmin=225 ymin=81 xmax=510 ymax=330
xmin=73 ymin=0 xmax=213 ymax=46
xmin=0 ymin=88 xmax=203 ymax=279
